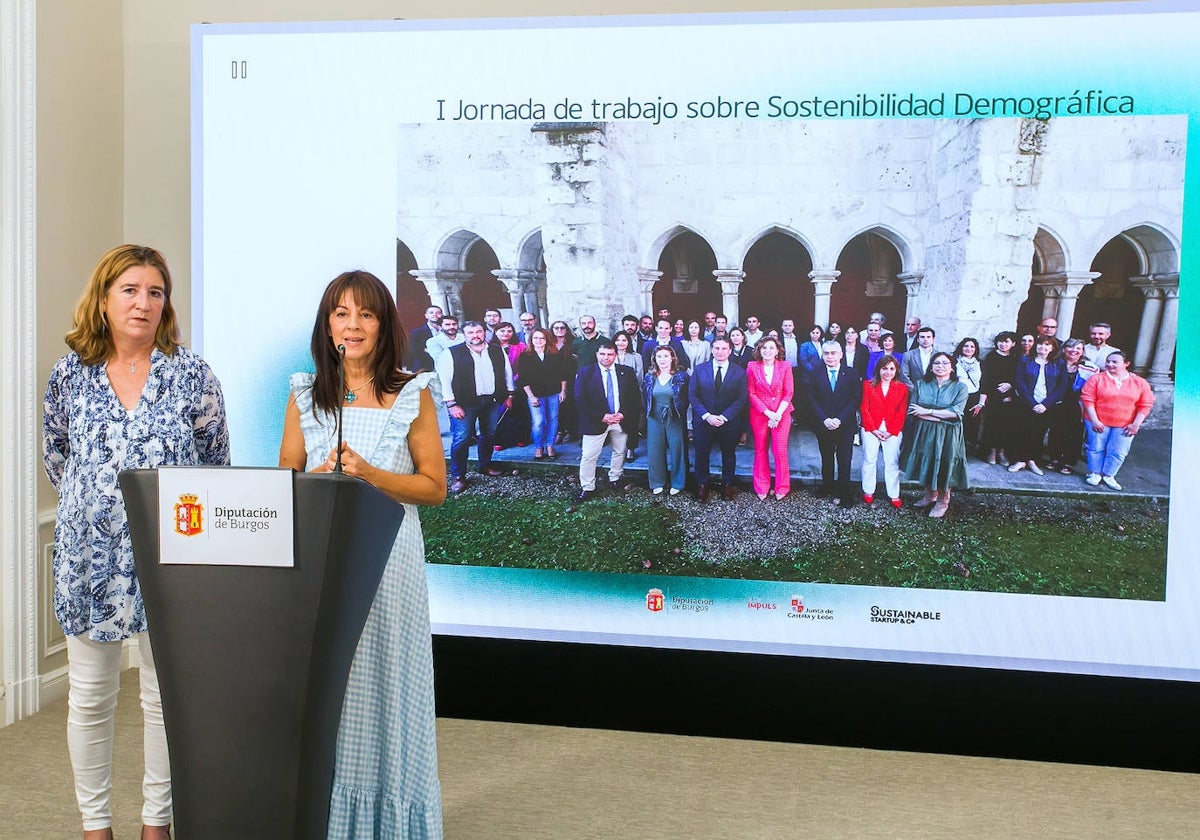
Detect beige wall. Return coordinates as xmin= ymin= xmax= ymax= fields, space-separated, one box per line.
xmin=35 ymin=0 xmax=125 ymax=684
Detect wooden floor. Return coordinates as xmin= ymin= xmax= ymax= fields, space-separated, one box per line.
xmin=2 ymin=676 xmax=1196 ymax=839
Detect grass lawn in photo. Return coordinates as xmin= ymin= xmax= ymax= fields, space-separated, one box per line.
xmin=422 ymin=472 xmax=1167 ymax=601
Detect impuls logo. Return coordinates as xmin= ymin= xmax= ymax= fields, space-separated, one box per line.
xmin=174 ymin=493 xmax=204 ymax=537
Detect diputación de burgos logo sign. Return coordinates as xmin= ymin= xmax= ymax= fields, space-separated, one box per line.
xmin=644 ymin=589 xmax=713 ymax=613
xmin=870 ymin=605 xmax=942 ymax=625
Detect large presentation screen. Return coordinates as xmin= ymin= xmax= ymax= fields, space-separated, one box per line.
xmin=192 ymin=2 xmax=1198 ymax=682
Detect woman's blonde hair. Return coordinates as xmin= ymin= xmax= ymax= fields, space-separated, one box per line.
xmin=65 ymin=244 xmax=182 ymax=365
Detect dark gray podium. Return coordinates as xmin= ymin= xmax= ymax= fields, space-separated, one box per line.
xmin=119 ymin=469 xmax=404 ymax=840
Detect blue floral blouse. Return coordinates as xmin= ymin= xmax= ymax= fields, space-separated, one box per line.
xmin=43 ymin=347 xmax=230 ymax=641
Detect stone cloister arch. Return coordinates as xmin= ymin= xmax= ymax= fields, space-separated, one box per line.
xmin=832 ymin=229 xmax=913 ymax=332
xmin=736 ymin=227 xmax=815 ymax=330
xmin=487 ymin=229 xmax=549 ymax=327
xmin=395 ymin=239 xmax=431 ymax=330
xmin=1024 ymin=222 xmax=1178 ymax=427
xmin=1019 ymin=227 xmax=1074 ymax=337
xmin=651 ymin=229 xmax=721 ymax=320
xmin=410 ymin=228 xmax=503 ymax=321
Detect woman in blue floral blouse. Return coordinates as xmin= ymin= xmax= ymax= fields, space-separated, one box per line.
xmin=43 ymin=244 xmax=229 ymax=840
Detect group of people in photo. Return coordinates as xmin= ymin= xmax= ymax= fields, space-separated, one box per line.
xmin=408 ymin=303 xmax=1157 ymax=515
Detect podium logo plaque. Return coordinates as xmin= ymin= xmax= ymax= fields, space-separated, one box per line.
xmin=158 ymin=467 xmax=295 ymax=567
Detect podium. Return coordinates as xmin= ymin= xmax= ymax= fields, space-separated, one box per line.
xmin=119 ymin=469 xmax=404 ymax=840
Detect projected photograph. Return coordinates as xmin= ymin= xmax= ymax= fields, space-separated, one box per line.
xmin=393 ymin=115 xmax=1180 ymax=600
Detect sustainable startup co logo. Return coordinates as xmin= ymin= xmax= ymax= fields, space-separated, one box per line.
xmin=174 ymin=493 xmax=204 ymax=537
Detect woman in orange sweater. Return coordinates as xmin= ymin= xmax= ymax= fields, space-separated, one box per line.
xmin=1079 ymin=351 xmax=1154 ymax=491
xmin=859 ymin=355 xmax=909 ymax=507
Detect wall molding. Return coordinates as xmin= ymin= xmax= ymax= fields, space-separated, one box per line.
xmin=40 ymin=662 xmax=69 ymax=708
xmin=0 ymin=0 xmax=39 ymax=726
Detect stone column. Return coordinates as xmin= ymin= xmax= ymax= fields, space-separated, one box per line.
xmin=525 ymin=274 xmax=547 ymax=325
xmin=409 ymin=270 xmax=445 ymax=314
xmin=1055 ymin=272 xmax=1100 ymax=341
xmin=1129 ymin=276 xmax=1165 ymax=374
xmin=637 ymin=268 xmax=663 ymax=317
xmin=807 ymin=270 xmax=840 ymax=328
xmin=410 ymin=269 xmax=470 ymax=319
xmin=1147 ymin=277 xmax=1179 ymax=384
xmin=492 ymin=269 xmax=522 ymax=315
xmin=897 ymin=271 xmax=925 ymax=320
xmin=712 ymin=269 xmax=746 ymax=327
xmin=493 ymin=268 xmax=545 ymax=320
xmin=1032 ymin=274 xmax=1063 ymax=325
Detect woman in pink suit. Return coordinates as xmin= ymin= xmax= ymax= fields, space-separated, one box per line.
xmin=746 ymin=337 xmax=794 ymax=500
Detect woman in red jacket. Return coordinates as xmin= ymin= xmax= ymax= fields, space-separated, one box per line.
xmin=860 ymin=354 xmax=909 ymax=508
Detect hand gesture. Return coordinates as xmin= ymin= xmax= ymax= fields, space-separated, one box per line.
xmin=320 ymin=442 xmax=374 ymax=481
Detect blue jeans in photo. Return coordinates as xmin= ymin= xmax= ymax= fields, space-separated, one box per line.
xmin=1086 ymin=424 xmax=1135 ymax=477
xmin=449 ymin=397 xmax=503 ymax=478
xmin=528 ymin=393 xmax=561 ymax=450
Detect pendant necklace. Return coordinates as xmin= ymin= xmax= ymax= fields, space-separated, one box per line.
xmin=344 ymin=376 xmax=375 ymax=404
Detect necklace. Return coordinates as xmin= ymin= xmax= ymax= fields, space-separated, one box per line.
xmin=115 ymin=358 xmax=146 ymax=373
xmin=344 ymin=376 xmax=375 ymax=403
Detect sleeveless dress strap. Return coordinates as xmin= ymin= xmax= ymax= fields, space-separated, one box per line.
xmin=376 ymin=372 xmax=439 ymax=454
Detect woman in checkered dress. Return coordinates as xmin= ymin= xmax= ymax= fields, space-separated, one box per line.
xmin=280 ymin=270 xmax=445 ymax=839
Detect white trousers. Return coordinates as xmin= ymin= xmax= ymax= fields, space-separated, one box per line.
xmin=578 ymin=424 xmax=628 ymax=490
xmin=65 ymin=632 xmax=171 ymax=830
xmin=860 ymin=429 xmax=903 ymax=500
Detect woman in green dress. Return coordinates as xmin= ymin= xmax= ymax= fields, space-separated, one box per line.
xmin=900 ymin=351 xmax=969 ymax=518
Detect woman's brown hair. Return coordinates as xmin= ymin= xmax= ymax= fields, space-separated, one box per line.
xmin=309 ymin=271 xmax=412 ymax=415
xmin=66 ymin=244 xmax=182 ymax=365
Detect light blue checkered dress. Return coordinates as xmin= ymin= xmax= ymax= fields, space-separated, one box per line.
xmin=291 ymin=371 xmax=443 ymax=840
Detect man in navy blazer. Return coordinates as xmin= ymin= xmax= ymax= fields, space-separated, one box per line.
xmin=406 ymin=304 xmax=443 ymax=371
xmin=690 ymin=338 xmax=748 ymax=500
xmin=575 ymin=342 xmax=642 ymax=501
xmin=807 ymin=341 xmax=862 ymax=506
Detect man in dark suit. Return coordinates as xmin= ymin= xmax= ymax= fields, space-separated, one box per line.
xmin=406 ymin=304 xmax=443 ymax=371
xmin=807 ymin=341 xmax=862 ymax=506
xmin=690 ymin=338 xmax=748 ymax=500
xmin=575 ymin=342 xmax=642 ymax=501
